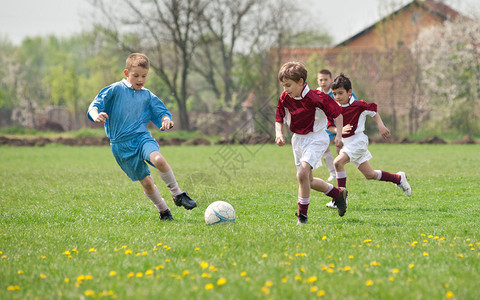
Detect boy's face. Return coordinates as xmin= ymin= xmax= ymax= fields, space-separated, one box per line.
xmin=317 ymin=73 xmax=332 ymax=92
xmin=281 ymin=78 xmax=304 ymax=98
xmin=332 ymin=87 xmax=353 ymax=105
xmin=124 ymin=66 xmax=149 ymax=90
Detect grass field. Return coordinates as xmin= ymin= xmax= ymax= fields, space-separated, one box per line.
xmin=1 ymin=143 xmax=479 ymax=299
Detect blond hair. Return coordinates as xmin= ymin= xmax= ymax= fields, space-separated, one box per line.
xmin=126 ymin=53 xmax=150 ymax=70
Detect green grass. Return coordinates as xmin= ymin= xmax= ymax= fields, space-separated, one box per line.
xmin=1 ymin=144 xmax=479 ymax=299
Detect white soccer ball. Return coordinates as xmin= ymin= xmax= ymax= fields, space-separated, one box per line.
xmin=204 ymin=201 xmax=236 ymax=225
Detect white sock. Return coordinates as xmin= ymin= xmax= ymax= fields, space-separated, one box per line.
xmin=324 ymin=183 xmax=334 ymax=195
xmin=159 ymin=169 xmax=182 ymax=196
xmin=298 ymin=197 xmax=310 ymax=205
xmin=374 ymin=170 xmax=382 ymax=180
xmin=145 ymin=185 xmax=169 ymax=212
xmin=336 ymin=171 xmax=347 ymax=179
xmin=323 ymin=151 xmax=335 ymax=175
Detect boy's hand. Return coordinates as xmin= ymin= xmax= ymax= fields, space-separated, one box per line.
xmin=95 ymin=112 xmax=109 ymax=123
xmin=160 ymin=117 xmax=174 ymax=131
xmin=275 ymin=135 xmax=285 ymax=146
xmin=334 ymin=135 xmax=343 ymax=148
xmin=379 ymin=125 xmax=390 ymax=140
xmin=342 ymin=124 xmax=353 ymax=135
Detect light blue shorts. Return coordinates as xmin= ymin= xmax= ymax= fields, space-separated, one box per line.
xmin=111 ymin=133 xmax=160 ymax=181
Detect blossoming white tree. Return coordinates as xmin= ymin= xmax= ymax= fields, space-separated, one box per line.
xmin=412 ymin=19 xmax=480 ymax=135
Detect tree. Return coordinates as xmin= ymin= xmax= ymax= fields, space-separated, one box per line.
xmin=412 ymin=18 xmax=480 ymax=135
xmin=90 ymin=0 xmax=208 ymax=131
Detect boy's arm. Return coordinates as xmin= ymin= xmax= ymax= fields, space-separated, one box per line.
xmin=333 ymin=114 xmax=344 ymax=148
xmin=88 ymin=108 xmax=109 ymax=123
xmin=275 ymin=122 xmax=285 ymax=146
xmin=372 ymin=113 xmax=390 ymax=140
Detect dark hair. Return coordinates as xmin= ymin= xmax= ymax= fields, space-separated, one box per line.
xmin=331 ymin=73 xmax=352 ymax=91
xmin=278 ymin=62 xmax=307 ymax=83
xmin=318 ymin=69 xmax=332 ymax=78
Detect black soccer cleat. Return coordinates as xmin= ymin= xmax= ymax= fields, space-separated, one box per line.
xmin=295 ymin=212 xmax=308 ymax=225
xmin=334 ymin=187 xmax=348 ymax=217
xmin=173 ymin=191 xmax=197 ymax=210
xmin=159 ymin=209 xmax=174 ymax=221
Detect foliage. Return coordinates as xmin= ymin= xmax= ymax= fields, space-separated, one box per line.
xmin=412 ymin=18 xmax=480 ymax=135
xmin=1 ymin=144 xmax=479 ymax=299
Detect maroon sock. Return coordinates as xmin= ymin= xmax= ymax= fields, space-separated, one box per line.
xmin=336 ymin=177 xmax=346 ymax=188
xmin=326 ymin=187 xmax=340 ymax=199
xmin=380 ymin=171 xmax=401 ymax=184
xmin=298 ymin=203 xmax=309 ymax=216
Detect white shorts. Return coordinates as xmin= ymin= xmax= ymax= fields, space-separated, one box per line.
xmin=340 ymin=133 xmax=372 ymax=168
xmin=292 ymin=131 xmax=329 ymax=170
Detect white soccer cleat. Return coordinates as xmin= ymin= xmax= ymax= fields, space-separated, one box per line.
xmin=326 ymin=200 xmax=337 ymax=209
xmin=327 ymin=174 xmax=336 ymax=182
xmin=396 ymin=171 xmax=411 ymax=196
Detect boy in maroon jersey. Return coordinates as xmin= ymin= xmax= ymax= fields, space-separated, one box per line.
xmin=275 ymin=62 xmax=348 ymax=224
xmin=328 ymin=73 xmax=411 ymax=196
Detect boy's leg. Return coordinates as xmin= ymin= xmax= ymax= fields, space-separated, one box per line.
xmin=296 ymin=162 xmax=312 ymax=224
xmin=149 ymin=151 xmax=197 ymax=209
xmin=140 ymin=175 xmax=172 ymax=220
xmin=323 ymin=146 xmax=336 ymax=182
xmin=334 ymin=153 xmax=349 ymax=188
xmin=358 ymin=162 xmax=411 ymax=196
xmin=309 ymin=172 xmax=348 ymax=217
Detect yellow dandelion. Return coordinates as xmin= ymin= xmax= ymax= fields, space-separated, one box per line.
xmin=205 ymin=283 xmax=214 ymax=290
xmin=322 ymin=236 xmax=327 ymax=240
xmin=370 ymin=261 xmax=381 ymax=266
xmin=85 ymin=275 xmax=93 ymax=280
xmin=128 ymin=272 xmax=134 ymax=278
xmin=392 ymin=268 xmax=399 ymax=274
xmin=182 ymin=270 xmax=190 ymax=277
xmin=446 ymin=291 xmax=454 ymax=299
xmin=145 ymin=269 xmax=154 ymax=276
xmin=17 ymin=270 xmax=24 ymax=274
xmin=165 ymin=259 xmax=170 ymax=263
xmin=409 ymin=263 xmax=415 ymax=269
xmin=423 ymin=252 xmax=429 ymax=257
xmin=142 ymin=251 xmax=148 ymax=256
xmin=194 ymin=247 xmax=200 ymax=251
xmin=317 ymin=290 xmax=326 ymax=297
xmin=157 ymin=242 xmax=163 ymax=246
xmin=125 ymin=249 xmax=132 ymax=255
xmin=310 ymin=286 xmax=318 ymax=292
xmin=262 ymin=253 xmax=268 ymax=258
xmin=294 ymin=275 xmax=302 ymax=281
xmin=40 ymin=274 xmax=47 ymax=279
xmin=136 ymin=272 xmax=143 ymax=278
xmin=344 ymin=266 xmax=352 ymax=271
xmin=300 ymin=267 xmax=306 ymax=273
xmin=389 ymin=276 xmax=395 ymax=281
xmin=155 ymin=265 xmax=164 ymax=270
xmin=348 ymin=255 xmax=354 ymax=259
xmin=89 ymin=248 xmax=95 ymax=252
xmin=201 ymin=273 xmax=211 ymax=278
xmin=260 ymin=287 xmax=270 ymax=294
xmin=240 ymin=271 xmax=247 ymax=277
xmin=77 ymin=275 xmax=85 ymax=282
xmin=281 ymin=277 xmax=288 ymax=283
xmin=63 ymin=250 xmax=71 ymax=255
xmin=411 ymin=241 xmax=418 ymax=246
xmin=457 ymin=254 xmax=464 ymax=258
xmin=364 ymin=239 xmax=372 ymax=243
xmin=7 ymin=285 xmax=21 ymax=291
xmin=365 ymin=280 xmax=374 ymax=286
xmin=200 ymin=261 xmax=209 ymax=269
xmin=307 ymin=276 xmax=317 ymax=283
xmin=217 ymin=278 xmax=227 ymax=286
xmin=64 ymin=278 xmax=69 ymax=283
xmin=84 ymin=290 xmax=95 ymax=296
xmin=109 ymin=271 xmax=117 ymax=276
xmin=327 ymin=268 xmax=334 ymax=273
xmin=41 ymin=256 xmax=47 ymax=259
xmin=265 ymin=280 xmax=273 ymax=287
xmin=232 ymin=262 xmax=237 ymax=266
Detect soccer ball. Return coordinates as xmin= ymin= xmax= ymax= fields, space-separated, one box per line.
xmin=204 ymin=201 xmax=235 ymax=225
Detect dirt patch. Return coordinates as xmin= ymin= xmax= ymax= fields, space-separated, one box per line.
xmin=451 ymin=135 xmax=476 ymax=144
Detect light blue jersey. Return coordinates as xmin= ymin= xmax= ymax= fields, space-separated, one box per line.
xmin=88 ymin=79 xmax=172 ymax=181
xmin=88 ymin=79 xmax=171 ymax=143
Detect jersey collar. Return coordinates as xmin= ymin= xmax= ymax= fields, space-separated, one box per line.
xmin=294 ymin=84 xmax=310 ymax=100
xmin=341 ymin=95 xmax=356 ymax=107
xmin=122 ymin=79 xmax=145 ymax=90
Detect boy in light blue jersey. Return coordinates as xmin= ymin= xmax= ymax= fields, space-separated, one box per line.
xmin=87 ymin=53 xmax=197 ymax=221
xmin=317 ymin=69 xmax=356 ymax=209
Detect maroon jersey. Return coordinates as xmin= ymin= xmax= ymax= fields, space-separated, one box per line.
xmin=327 ymin=98 xmax=377 ymax=138
xmin=276 ymin=85 xmax=341 ymax=135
